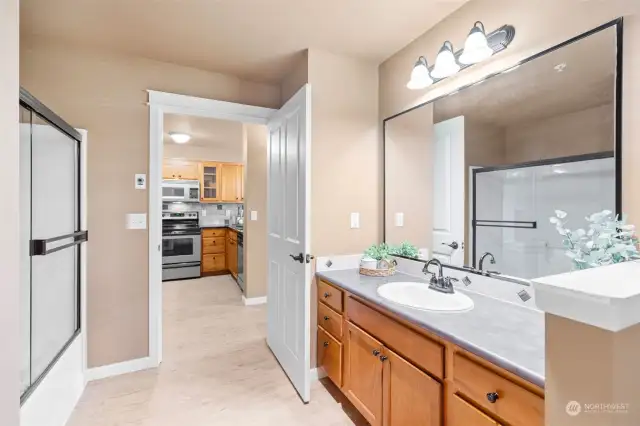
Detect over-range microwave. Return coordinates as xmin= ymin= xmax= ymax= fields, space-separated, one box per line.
xmin=162 ymin=179 xmax=200 ymax=203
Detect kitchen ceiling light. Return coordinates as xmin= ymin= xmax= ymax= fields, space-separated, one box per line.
xmin=431 ymin=41 xmax=460 ymax=79
xmin=406 ymin=56 xmax=433 ymax=90
xmin=169 ymin=132 xmax=191 ymax=144
xmin=459 ymin=21 xmax=494 ymax=65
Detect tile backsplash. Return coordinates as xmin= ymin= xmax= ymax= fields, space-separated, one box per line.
xmin=164 ymin=202 xmax=243 ymax=227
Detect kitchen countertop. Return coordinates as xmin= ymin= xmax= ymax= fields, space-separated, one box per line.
xmin=316 ymin=269 xmax=545 ymax=388
xmin=201 ymin=225 xmax=244 ymax=234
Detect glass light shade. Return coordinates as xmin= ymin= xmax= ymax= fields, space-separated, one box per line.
xmin=406 ymin=56 xmax=433 ymax=90
xmin=459 ymin=22 xmax=494 ymax=65
xmin=431 ymin=41 xmax=460 ymax=79
xmin=169 ymin=132 xmax=191 ymax=144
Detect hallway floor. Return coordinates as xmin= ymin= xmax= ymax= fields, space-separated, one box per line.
xmin=68 ymin=275 xmax=367 ymax=426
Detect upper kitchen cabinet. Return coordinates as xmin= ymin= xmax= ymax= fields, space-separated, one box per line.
xmin=220 ymin=163 xmax=244 ymax=202
xmin=163 ymin=160 xmax=199 ymax=180
xmin=200 ymin=162 xmax=221 ymax=202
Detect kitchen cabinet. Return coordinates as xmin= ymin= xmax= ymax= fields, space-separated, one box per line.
xmin=226 ymin=230 xmax=238 ymax=278
xmin=202 ymin=228 xmax=226 ymax=274
xmin=163 ymin=160 xmax=199 ymax=180
xmin=202 ymin=253 xmax=225 ymax=272
xmin=200 ymin=162 xmax=221 ymax=202
xmin=220 ymin=164 xmax=244 ymax=202
xmin=316 ymin=279 xmax=544 ymax=426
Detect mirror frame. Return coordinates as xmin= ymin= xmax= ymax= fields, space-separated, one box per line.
xmin=382 ymin=18 xmax=624 ymax=282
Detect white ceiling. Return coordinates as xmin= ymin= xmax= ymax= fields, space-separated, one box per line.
xmin=20 ymin=0 xmax=469 ymax=83
xmin=434 ymin=25 xmax=617 ymax=126
xmin=163 ymin=114 xmax=243 ymax=148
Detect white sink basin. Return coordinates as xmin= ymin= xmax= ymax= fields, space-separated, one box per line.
xmin=377 ymin=282 xmax=474 ymax=313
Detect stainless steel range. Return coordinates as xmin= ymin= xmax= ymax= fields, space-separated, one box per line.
xmin=162 ymin=211 xmax=201 ymax=281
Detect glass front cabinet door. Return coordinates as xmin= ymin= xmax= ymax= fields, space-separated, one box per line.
xmin=200 ymin=162 xmax=221 ymax=202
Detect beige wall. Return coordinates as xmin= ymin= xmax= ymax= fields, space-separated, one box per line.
xmin=280 ymin=51 xmax=309 ymax=103
xmin=163 ymin=142 xmax=244 ymax=164
xmin=308 ymin=48 xmax=380 ymax=256
xmin=0 ymin=0 xmax=20 ymax=422
xmin=243 ymin=124 xmax=268 ymax=299
xmin=20 ymin=37 xmax=281 ymax=368
xmin=379 ymin=0 xmax=639 ymax=226
xmin=505 ymin=103 xmax=615 ymax=163
xmin=385 ymin=104 xmax=434 ymax=250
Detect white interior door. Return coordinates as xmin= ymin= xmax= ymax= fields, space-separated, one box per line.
xmin=432 ymin=116 xmax=465 ymax=265
xmin=266 ymin=85 xmax=311 ymax=402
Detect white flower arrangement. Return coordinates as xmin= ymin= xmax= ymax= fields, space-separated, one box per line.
xmin=550 ymin=209 xmax=639 ymax=270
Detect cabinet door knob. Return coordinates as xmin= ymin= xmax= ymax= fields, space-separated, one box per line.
xmin=379 ymin=355 xmax=388 ymax=362
xmin=323 ymin=316 xmax=329 ymax=321
xmin=323 ymin=341 xmax=329 ymax=347
xmin=372 ymin=349 xmax=380 ymax=356
xmin=323 ymin=292 xmax=330 ymax=298
xmin=486 ymin=392 xmax=500 ymax=403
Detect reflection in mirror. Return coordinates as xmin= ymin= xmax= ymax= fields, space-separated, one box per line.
xmin=384 ymin=23 xmax=619 ymax=280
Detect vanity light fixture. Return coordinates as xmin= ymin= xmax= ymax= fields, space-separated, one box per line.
xmin=406 ymin=23 xmax=516 ymax=90
xmin=431 ymin=41 xmax=461 ymax=79
xmin=459 ymin=21 xmax=494 ymax=65
xmin=169 ymin=132 xmax=191 ymax=144
xmin=406 ymin=56 xmax=433 ymax=90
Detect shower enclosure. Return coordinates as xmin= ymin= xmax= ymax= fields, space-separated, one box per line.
xmin=472 ymin=152 xmax=615 ymax=279
xmin=20 ymin=88 xmax=87 ymax=402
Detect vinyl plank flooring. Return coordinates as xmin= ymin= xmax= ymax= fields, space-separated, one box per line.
xmin=68 ymin=275 xmax=367 ymax=426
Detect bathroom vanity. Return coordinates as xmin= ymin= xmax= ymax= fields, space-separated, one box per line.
xmin=316 ymin=270 xmax=544 ymax=426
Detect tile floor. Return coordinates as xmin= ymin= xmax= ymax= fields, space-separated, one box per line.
xmin=67 ymin=275 xmax=367 ymax=425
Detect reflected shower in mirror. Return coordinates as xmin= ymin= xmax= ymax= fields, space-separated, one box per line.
xmin=384 ymin=22 xmax=620 ymax=280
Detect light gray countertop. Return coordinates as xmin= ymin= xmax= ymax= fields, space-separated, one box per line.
xmin=316 ymin=269 xmax=545 ymax=388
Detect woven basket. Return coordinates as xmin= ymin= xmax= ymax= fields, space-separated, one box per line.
xmin=359 ymin=266 xmax=396 ymax=277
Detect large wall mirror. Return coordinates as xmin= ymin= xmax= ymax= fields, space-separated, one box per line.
xmin=384 ymin=20 xmax=622 ymax=281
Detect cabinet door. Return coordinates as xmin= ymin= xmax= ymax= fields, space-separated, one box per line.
xmin=201 ymin=162 xmax=220 ymax=202
xmin=382 ymin=347 xmax=442 ymax=426
xmin=228 ymin=238 xmax=238 ymax=276
xmin=176 ymin=162 xmax=199 ymax=180
xmin=344 ymin=323 xmax=384 ymax=426
xmin=238 ymin=165 xmax=245 ymax=202
xmin=221 ymin=164 xmax=241 ymax=202
xmin=448 ymin=394 xmax=500 ymax=426
xmin=163 ymin=161 xmax=198 ymax=180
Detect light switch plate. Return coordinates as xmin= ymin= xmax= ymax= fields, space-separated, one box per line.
xmin=350 ymin=212 xmax=360 ymax=229
xmin=250 ymin=210 xmax=258 ymax=221
xmin=395 ymin=212 xmax=404 ymax=227
xmin=135 ymin=174 xmax=146 ymax=189
xmin=126 ymin=213 xmax=147 ymax=230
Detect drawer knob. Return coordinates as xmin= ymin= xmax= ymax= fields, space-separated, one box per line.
xmin=486 ymin=392 xmax=500 ymax=403
xmin=323 ymin=316 xmax=329 ymax=321
xmin=323 ymin=341 xmax=329 ymax=347
xmin=323 ymin=292 xmax=331 ymax=298
xmin=379 ymin=355 xmax=388 ymax=362
xmin=372 ymin=349 xmax=380 ymax=356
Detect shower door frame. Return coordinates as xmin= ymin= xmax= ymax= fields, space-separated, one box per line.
xmin=471 ymin=150 xmax=617 ymax=269
xmin=19 ymin=87 xmax=88 ymax=405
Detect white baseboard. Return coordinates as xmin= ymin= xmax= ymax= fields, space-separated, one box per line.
xmin=242 ymin=295 xmax=267 ymax=306
xmin=85 ymin=356 xmax=156 ymax=382
xmin=21 ymin=335 xmax=85 ymax=426
xmin=310 ymin=367 xmax=327 ymax=381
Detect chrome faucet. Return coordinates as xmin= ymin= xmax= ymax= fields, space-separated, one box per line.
xmin=422 ymin=258 xmax=456 ymax=294
xmin=479 ymin=252 xmax=496 ymax=272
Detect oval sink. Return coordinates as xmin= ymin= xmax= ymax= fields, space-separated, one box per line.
xmin=377 ymin=282 xmax=474 ymax=313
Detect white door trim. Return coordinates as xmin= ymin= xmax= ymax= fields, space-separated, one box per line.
xmin=147 ymin=90 xmax=276 ymax=367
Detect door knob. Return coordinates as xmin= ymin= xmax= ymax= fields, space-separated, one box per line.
xmin=442 ymin=241 xmax=460 ymax=250
xmin=289 ymin=253 xmax=304 ymax=263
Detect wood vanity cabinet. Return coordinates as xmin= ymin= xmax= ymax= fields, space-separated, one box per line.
xmin=316 ymin=279 xmax=544 ymax=426
xmin=163 ymin=160 xmax=199 ymax=180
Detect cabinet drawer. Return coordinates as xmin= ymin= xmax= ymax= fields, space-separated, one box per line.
xmin=202 ymin=228 xmax=226 ymax=238
xmin=318 ymin=280 xmax=344 ymax=313
xmin=346 ymin=297 xmax=444 ymax=380
xmin=448 ymin=394 xmax=500 ymax=426
xmin=318 ymin=326 xmax=342 ymax=387
xmin=203 ymin=237 xmax=225 ymax=254
xmin=318 ymin=302 xmax=343 ymax=341
xmin=453 ymin=353 xmax=543 ymax=426
xmin=202 ymin=254 xmax=226 ymax=272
